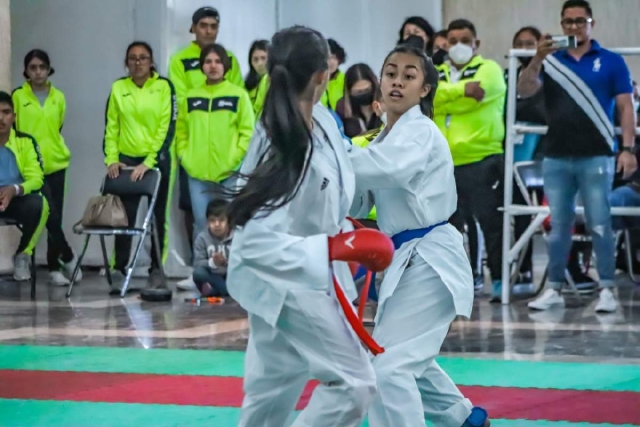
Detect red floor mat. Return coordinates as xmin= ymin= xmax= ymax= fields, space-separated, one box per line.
xmin=2 ymin=370 xmax=639 ymax=424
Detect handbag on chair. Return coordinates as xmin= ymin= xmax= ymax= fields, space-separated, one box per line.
xmin=79 ymin=194 xmax=128 ymax=228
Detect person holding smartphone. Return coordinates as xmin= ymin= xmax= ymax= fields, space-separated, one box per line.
xmin=519 ymin=0 xmax=637 ymax=313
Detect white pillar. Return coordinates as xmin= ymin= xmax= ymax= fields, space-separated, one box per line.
xmin=0 ymin=0 xmax=20 ymax=273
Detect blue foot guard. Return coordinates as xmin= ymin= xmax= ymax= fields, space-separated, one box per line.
xmin=463 ymin=407 xmax=489 ymax=427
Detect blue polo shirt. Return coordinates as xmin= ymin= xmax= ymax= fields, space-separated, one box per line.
xmin=542 ymin=40 xmax=633 ymax=158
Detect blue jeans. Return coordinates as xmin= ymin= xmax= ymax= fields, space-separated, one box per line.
xmin=543 ymin=156 xmax=615 ymax=289
xmin=193 ymin=265 xmax=228 ymax=297
xmin=609 ymin=185 xmax=640 ymax=230
xmin=187 ymin=176 xmax=235 ymax=244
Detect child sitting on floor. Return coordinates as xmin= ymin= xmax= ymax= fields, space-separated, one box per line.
xmin=192 ymin=200 xmax=231 ymax=297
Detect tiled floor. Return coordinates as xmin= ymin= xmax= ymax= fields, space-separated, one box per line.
xmin=1 ymin=255 xmax=640 ymax=426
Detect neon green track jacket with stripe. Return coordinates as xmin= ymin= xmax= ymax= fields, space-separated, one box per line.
xmin=4 ymin=129 xmax=49 ymax=255
xmin=12 ymin=82 xmax=70 ymax=175
xmin=176 ymin=80 xmax=255 ymax=183
xmin=103 ymin=73 xmax=177 ymax=168
xmin=5 ymin=128 xmax=45 ymax=195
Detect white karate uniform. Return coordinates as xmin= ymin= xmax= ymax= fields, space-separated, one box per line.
xmin=228 ymin=105 xmax=376 ymax=427
xmin=349 ymin=105 xmax=475 ymax=427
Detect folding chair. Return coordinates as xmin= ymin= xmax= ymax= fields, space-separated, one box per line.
xmin=0 ymin=219 xmax=37 ymax=300
xmin=513 ymin=161 xmax=583 ymax=303
xmin=66 ymin=168 xmax=165 ymax=298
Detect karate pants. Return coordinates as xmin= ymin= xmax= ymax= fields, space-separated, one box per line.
xmin=239 ymin=288 xmax=377 ymax=427
xmin=369 ymin=254 xmax=473 ymax=427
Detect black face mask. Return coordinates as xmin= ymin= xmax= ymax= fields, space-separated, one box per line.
xmin=431 ymin=49 xmax=447 ymax=66
xmin=351 ymin=91 xmax=374 ymax=107
xmin=518 ymin=56 xmax=532 ymax=67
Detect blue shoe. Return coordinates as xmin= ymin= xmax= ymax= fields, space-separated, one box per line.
xmin=463 ymin=406 xmax=489 ymax=427
xmin=489 ymin=281 xmax=501 ymax=303
xmin=473 ymin=275 xmax=484 ymax=292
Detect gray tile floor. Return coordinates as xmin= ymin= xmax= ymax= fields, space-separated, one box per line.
xmin=1 ymin=235 xmax=639 ymax=363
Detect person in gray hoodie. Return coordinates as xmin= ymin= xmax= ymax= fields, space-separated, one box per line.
xmin=192 ymin=199 xmax=231 ymax=297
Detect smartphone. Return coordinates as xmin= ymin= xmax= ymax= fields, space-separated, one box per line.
xmin=551 ymin=35 xmax=577 ymax=49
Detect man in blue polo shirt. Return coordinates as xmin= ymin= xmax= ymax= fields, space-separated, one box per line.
xmin=517 ymin=0 xmax=637 ymax=313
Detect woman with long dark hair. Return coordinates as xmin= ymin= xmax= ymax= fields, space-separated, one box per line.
xmin=226 ymin=26 xmax=393 ymax=426
xmin=244 ymin=39 xmax=269 ymax=108
xmin=13 ymin=49 xmax=81 ymax=286
xmin=103 ymin=41 xmax=176 ymax=292
xmin=348 ymin=45 xmax=490 ymax=427
xmin=336 ymin=63 xmax=382 ymax=137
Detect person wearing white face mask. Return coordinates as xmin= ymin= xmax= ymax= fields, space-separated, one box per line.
xmin=433 ymin=19 xmax=507 ymax=302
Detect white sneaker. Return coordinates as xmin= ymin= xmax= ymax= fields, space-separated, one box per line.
xmin=62 ymin=253 xmax=82 ymax=283
xmin=63 ymin=253 xmax=82 ymax=282
xmin=176 ymin=276 xmax=197 ymax=291
xmin=49 ymin=271 xmax=70 ymax=286
xmin=13 ymin=253 xmax=31 ymax=282
xmin=595 ymin=288 xmax=618 ymax=313
xmin=528 ymin=289 xmax=565 ymax=311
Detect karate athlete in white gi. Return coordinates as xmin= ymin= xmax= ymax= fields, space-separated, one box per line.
xmin=348 ymin=45 xmax=491 ymax=427
xmin=225 ymin=26 xmax=394 ymax=427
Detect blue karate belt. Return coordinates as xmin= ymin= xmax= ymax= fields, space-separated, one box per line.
xmin=354 ymin=221 xmax=448 ymax=302
xmin=391 ymin=221 xmax=448 ymax=250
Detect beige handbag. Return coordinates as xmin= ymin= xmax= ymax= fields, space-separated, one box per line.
xmin=79 ymin=194 xmax=128 ymax=228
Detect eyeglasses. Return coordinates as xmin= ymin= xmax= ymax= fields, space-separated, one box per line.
xmin=561 ymin=17 xmax=593 ymax=29
xmin=127 ymin=56 xmax=151 ymax=64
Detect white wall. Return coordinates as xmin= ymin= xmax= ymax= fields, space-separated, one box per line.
xmin=10 ymin=0 xmax=167 ymax=267
xmin=165 ymin=0 xmax=278 ymax=77
xmin=278 ymin=0 xmax=443 ymax=75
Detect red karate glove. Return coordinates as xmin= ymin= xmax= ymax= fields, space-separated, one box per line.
xmin=329 ymin=229 xmax=394 ymax=272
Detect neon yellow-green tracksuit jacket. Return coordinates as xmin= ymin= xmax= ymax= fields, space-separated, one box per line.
xmin=176 ymin=80 xmax=255 ymax=183
xmin=169 ymin=42 xmax=244 ymax=102
xmin=351 ymin=126 xmax=384 ymax=221
xmin=103 ymin=73 xmax=177 ymax=168
xmin=321 ymin=70 xmax=345 ymax=111
xmin=12 ymin=82 xmax=70 ymax=175
xmin=5 ymin=129 xmax=49 ymax=255
xmin=251 ymin=74 xmax=269 ymax=118
xmin=434 ymin=55 xmax=506 ymax=166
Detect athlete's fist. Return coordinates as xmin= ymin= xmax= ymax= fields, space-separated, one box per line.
xmin=329 ymin=229 xmax=394 ymax=272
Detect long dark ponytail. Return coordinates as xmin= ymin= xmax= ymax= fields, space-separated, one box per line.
xmin=381 ymin=45 xmax=439 ymax=118
xmin=228 ymin=26 xmax=329 ymax=228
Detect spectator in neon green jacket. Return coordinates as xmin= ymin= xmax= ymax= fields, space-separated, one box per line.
xmin=176 ymin=44 xmax=255 ymax=240
xmin=13 ymin=49 xmax=81 ymax=286
xmin=434 ymin=19 xmax=506 ymax=301
xmin=168 ymin=7 xmax=244 ymax=103
xmin=244 ymin=39 xmax=269 ymax=111
xmin=0 ymin=91 xmax=49 ymax=283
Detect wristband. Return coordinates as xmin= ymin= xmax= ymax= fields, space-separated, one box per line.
xmin=13 ymin=184 xmax=20 ymax=196
xmin=621 ymin=146 xmax=637 ymax=154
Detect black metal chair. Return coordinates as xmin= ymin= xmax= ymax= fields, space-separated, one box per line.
xmin=67 ymin=168 xmax=165 ymax=298
xmin=0 ymin=219 xmax=37 ymax=300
